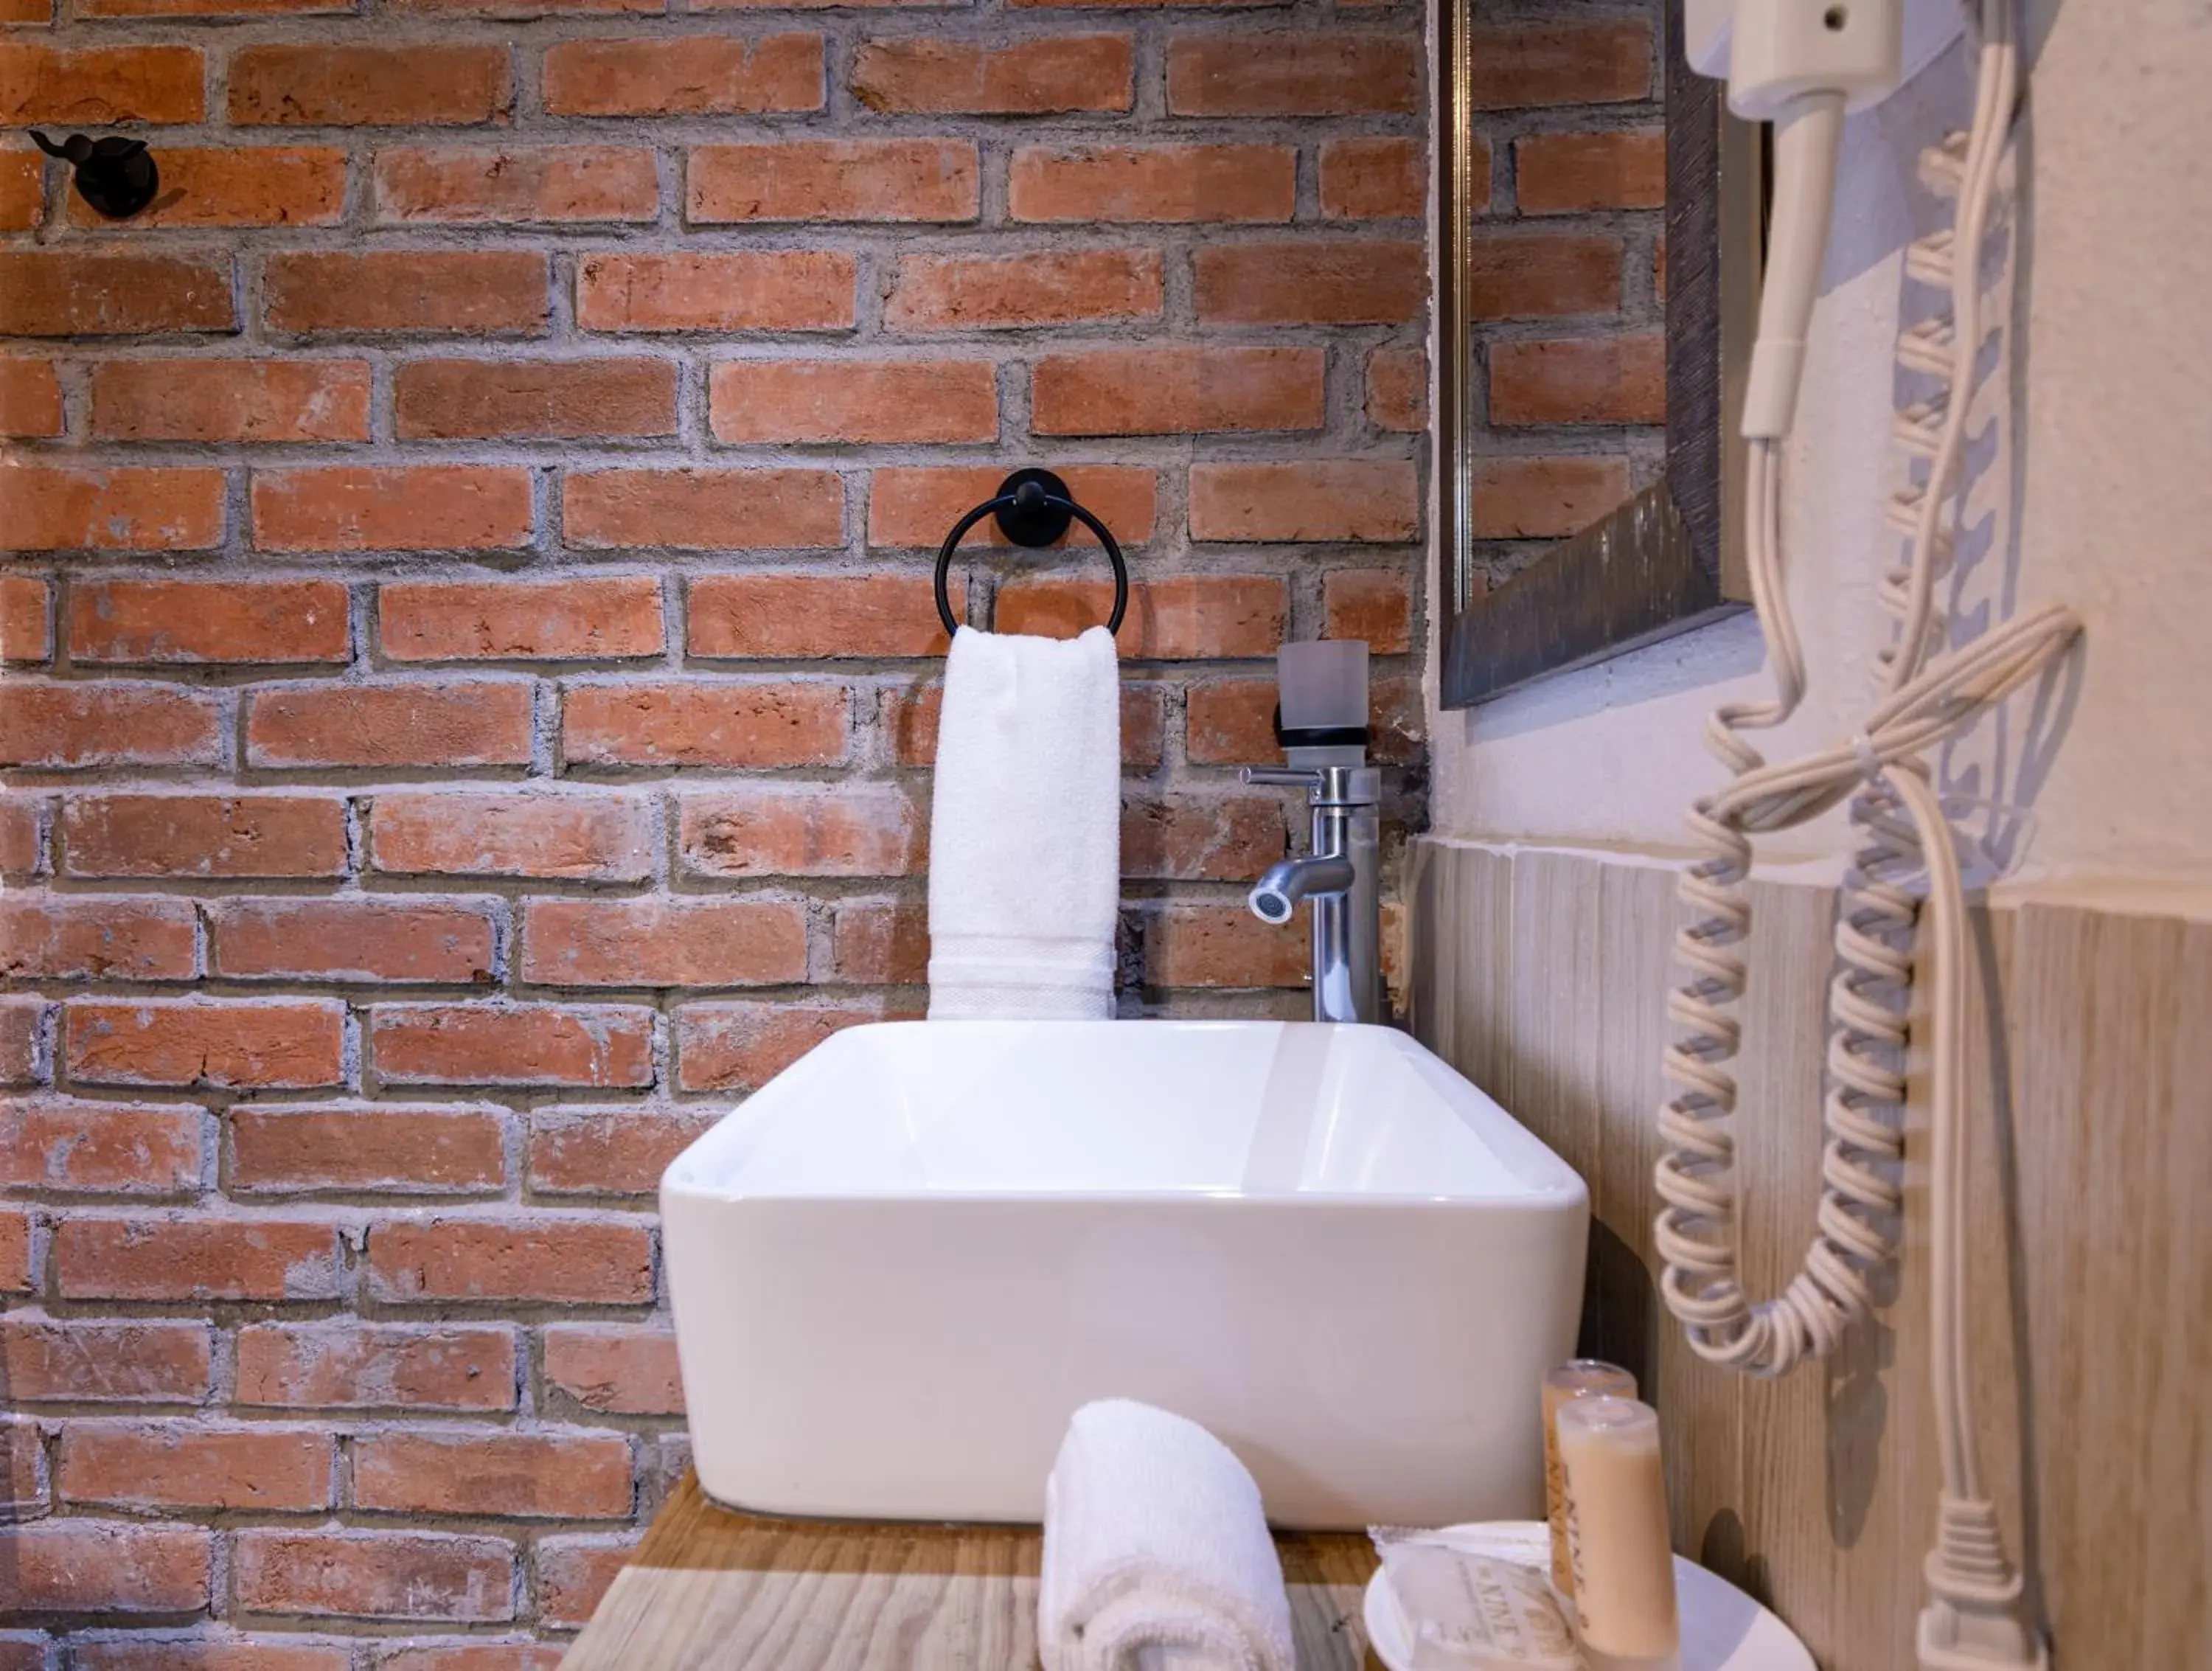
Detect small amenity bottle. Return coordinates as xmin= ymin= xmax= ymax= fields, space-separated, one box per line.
xmin=1541 ymin=1359 xmax=1637 ymax=1597
xmin=1557 ymin=1395 xmax=1680 ymax=1671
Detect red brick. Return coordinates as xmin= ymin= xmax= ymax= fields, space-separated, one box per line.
xmin=0 ymin=43 xmax=204 ymax=125
xmin=543 ymin=1324 xmax=682 ymax=1416
xmin=678 ymin=784 xmax=921 ymax=878
xmin=535 ymin=1537 xmax=636 ymax=1630
xmin=1145 ymin=900 xmax=1308 ymax=988
xmin=0 ymin=1313 xmax=212 ymax=1403
xmin=1032 ymin=347 xmax=1322 ymax=436
xmin=0 ymin=1521 xmax=210 ymax=1613
xmin=675 ymin=998 xmax=897 ymax=1094
xmin=687 ymin=572 xmax=955 ymax=659
xmin=1189 ymin=460 xmax=1419 ymax=543
xmin=561 ymin=680 xmax=848 ymax=768
xmin=0 ymin=1209 xmax=29 ymax=1291
xmin=367 ymin=791 xmax=653 ymax=883
xmin=229 ymin=44 xmax=510 ymax=126
xmin=1470 ymin=21 xmax=1652 ymax=109
xmin=246 ymin=681 xmax=534 ymax=769
xmin=0 ymin=683 xmax=220 ymax=769
xmin=688 ymin=139 xmax=978 ymax=223
xmin=522 ymin=897 xmax=807 ymax=987
xmin=1319 ymin=136 xmax=1423 ymax=218
xmin=1187 ymin=672 xmax=1422 ymax=766
xmin=2 ymin=1413 xmax=44 ymax=1513
xmin=209 ymin=899 xmax=498 ymax=985
xmin=577 ymin=251 xmax=855 ymax=332
xmin=229 ymin=1102 xmax=505 ymax=1195
xmin=0 ymin=796 xmax=41 ymax=873
xmin=992 ymin=574 xmax=1283 ymax=658
xmin=1166 ymin=33 xmax=1418 ymax=115
xmin=1323 ymin=568 xmax=1413 ymax=652
xmin=369 ymin=1003 xmax=654 ymax=1089
xmin=1469 ymin=233 xmax=1621 ymax=318
xmin=544 ymin=33 xmax=821 ymax=116
xmin=252 ymin=465 xmax=535 ymax=552
xmin=233 ymin=1529 xmax=515 ymax=1623
xmin=0 ymin=358 xmax=63 ymax=437
xmin=1472 ymin=455 xmax=1632 ymax=537
xmin=0 ymin=895 xmax=195 ymax=981
xmin=869 ymin=464 xmax=1155 ymax=551
xmin=356 ymin=1429 xmax=632 ymax=1519
xmin=0 ymin=252 xmax=233 ymax=336
xmin=264 ymin=251 xmax=547 ymax=336
xmin=67 ymin=1641 xmax=354 ymax=1671
xmin=54 ymin=1214 xmax=344 ymax=1301
xmin=376 ymin=145 xmax=657 ymax=224
xmin=378 ymin=1646 xmax=563 ymax=1671
xmin=886 ymin=247 xmax=1159 ymax=331
xmin=91 ymin=360 xmax=369 ymax=444
xmin=1008 ymin=142 xmax=1291 ymax=223
xmin=883 ymin=681 xmax=1161 ymax=768
xmin=1194 ymin=238 xmax=1425 ymax=324
xmin=0 ymin=575 xmax=48 ymax=661
xmin=69 ymin=578 xmax=349 ymax=664
xmin=1490 ymin=335 xmax=1663 ymax=426
xmin=0 ymin=465 xmax=225 ymax=552
xmin=526 ymin=1105 xmax=716 ymax=1195
xmin=68 ymin=145 xmax=344 ymax=228
xmin=564 ymin=467 xmax=843 ymax=550
xmin=852 ymin=34 xmax=1130 ymax=113
xmin=0 ymin=154 xmax=40 ymax=232
xmin=1366 ymin=346 xmax=1428 ymax=433
xmin=395 ymin=357 xmax=676 ymax=440
xmin=366 ymin=1215 xmax=653 ymax=1305
xmin=59 ymin=1422 xmax=333 ymax=1512
xmin=64 ymin=998 xmax=346 ymax=1091
xmin=380 ymin=576 xmax=664 ymax=661
xmin=829 ymin=897 xmax=926 ymax=984
xmin=4 ymin=1106 xmax=201 ymax=1195
xmin=1516 ymin=128 xmax=1664 ymax=214
xmin=708 ymin=358 xmax=995 ymax=444
xmin=394 ymin=0 xmax=651 ymax=11
xmin=62 ymin=793 xmax=347 ymax=880
xmin=1121 ymin=793 xmax=1287 ymax=882
xmin=235 ymin=1322 xmax=516 ymax=1412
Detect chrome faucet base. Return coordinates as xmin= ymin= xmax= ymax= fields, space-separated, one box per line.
xmin=1240 ymin=763 xmax=1382 ymax=1025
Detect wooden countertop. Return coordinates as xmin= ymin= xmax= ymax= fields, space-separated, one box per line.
xmin=563 ymin=1473 xmax=1384 ymax=1670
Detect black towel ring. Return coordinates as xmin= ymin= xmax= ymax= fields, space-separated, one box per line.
xmin=934 ymin=468 xmax=1128 ymax=639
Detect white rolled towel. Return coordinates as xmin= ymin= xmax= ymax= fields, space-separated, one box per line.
xmin=1038 ymin=1400 xmax=1295 ymax=1671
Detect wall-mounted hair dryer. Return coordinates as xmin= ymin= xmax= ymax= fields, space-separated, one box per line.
xmin=1658 ymin=7 xmax=2075 ymax=1671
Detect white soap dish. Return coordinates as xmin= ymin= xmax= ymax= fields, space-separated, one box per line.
xmin=1360 ymin=1521 xmax=1816 ymax=1671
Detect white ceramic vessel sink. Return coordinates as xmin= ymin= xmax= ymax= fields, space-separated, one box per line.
xmin=662 ymin=1020 xmax=1587 ymax=1529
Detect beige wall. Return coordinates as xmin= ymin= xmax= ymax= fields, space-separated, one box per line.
xmin=1427 ymin=0 xmax=2212 ymax=893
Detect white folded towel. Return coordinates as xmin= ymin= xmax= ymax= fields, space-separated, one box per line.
xmin=1038 ymin=1400 xmax=1295 ymax=1671
xmin=927 ymin=624 xmax=1121 ymax=1020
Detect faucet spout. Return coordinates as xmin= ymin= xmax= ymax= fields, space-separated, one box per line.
xmin=1248 ymin=854 xmax=1354 ymax=925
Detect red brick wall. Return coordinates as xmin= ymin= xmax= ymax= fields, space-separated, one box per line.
xmin=1457 ymin=5 xmax=1666 ymax=578
xmin=0 ymin=0 xmax=1426 ymax=1659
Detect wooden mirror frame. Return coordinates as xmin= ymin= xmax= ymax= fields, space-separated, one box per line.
xmin=1437 ymin=0 xmax=1762 ymax=707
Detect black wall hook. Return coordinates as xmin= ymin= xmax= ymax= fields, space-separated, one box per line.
xmin=30 ymin=131 xmax=159 ymax=220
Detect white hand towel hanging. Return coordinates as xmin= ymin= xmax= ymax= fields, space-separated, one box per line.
xmin=926 ymin=623 xmax=1120 ymax=1021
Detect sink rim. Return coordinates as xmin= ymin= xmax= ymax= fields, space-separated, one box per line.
xmin=661 ymin=1017 xmax=1589 ymax=1212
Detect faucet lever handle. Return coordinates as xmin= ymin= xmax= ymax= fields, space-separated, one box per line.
xmin=1239 ymin=766 xmax=1322 ymax=790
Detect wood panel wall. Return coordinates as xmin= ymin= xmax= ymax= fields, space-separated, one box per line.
xmin=1407 ymin=838 xmax=2210 ymax=1671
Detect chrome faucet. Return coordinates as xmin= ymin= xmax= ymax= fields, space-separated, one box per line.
xmin=1240 ymin=764 xmax=1382 ymax=1025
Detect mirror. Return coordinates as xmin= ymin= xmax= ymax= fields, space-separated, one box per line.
xmin=1436 ymin=0 xmax=1762 ymax=706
